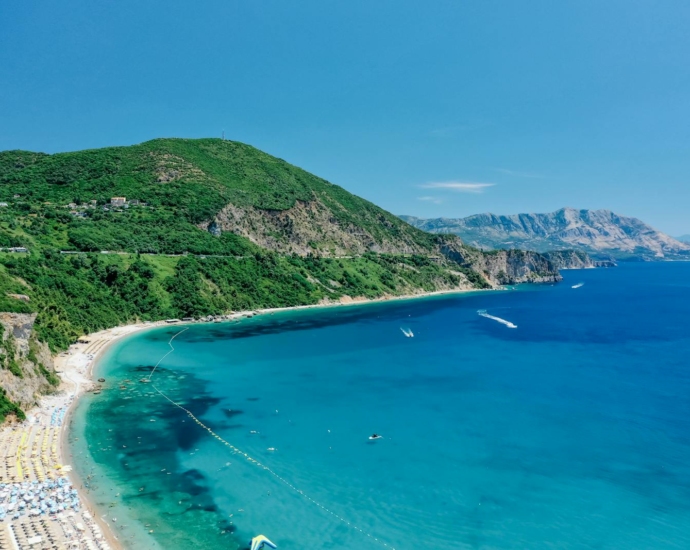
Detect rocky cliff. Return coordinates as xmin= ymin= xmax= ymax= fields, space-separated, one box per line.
xmin=401 ymin=208 xmax=690 ymax=260
xmin=0 ymin=313 xmax=59 ymax=420
xmin=437 ymin=239 xmax=562 ymax=286
xmin=540 ymin=250 xmax=595 ymax=269
xmin=540 ymin=250 xmax=616 ymax=269
xmin=199 ymin=197 xmax=430 ymax=257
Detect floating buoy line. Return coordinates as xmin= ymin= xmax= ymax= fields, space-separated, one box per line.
xmin=146 ymin=327 xmax=189 ymax=381
xmin=147 ymin=328 xmax=396 ymax=549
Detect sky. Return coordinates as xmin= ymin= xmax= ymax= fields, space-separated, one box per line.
xmin=1 ymin=1 xmax=689 ymax=235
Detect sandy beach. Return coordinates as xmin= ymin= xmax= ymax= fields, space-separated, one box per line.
xmin=1 ymin=286 xmax=489 ymax=549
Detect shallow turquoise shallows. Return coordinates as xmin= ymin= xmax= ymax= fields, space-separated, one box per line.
xmin=68 ymin=263 xmax=690 ymax=549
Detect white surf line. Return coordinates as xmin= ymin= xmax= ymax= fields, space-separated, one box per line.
xmin=477 ymin=309 xmax=517 ymax=329
xmin=147 ymin=327 xmax=396 ymax=549
xmin=146 ymin=327 xmax=189 ymax=381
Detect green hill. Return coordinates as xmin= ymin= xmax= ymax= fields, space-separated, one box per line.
xmin=0 ymin=138 xmax=434 ymax=256
xmin=0 ymin=138 xmax=560 ymax=419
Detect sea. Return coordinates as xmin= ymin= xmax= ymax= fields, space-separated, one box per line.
xmin=68 ymin=262 xmax=690 ymax=549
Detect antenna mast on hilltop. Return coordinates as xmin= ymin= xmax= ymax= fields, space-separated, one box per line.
xmin=222 ymin=129 xmax=225 ymax=141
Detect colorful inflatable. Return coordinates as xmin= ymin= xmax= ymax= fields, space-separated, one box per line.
xmin=251 ymin=534 xmax=277 ymax=550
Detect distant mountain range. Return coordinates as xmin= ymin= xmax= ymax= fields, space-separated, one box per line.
xmin=677 ymin=235 xmax=690 ymax=243
xmin=400 ymin=208 xmax=690 ymax=260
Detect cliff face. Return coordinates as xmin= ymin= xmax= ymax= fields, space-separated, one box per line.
xmin=0 ymin=313 xmax=59 ymax=416
xmin=438 ymin=240 xmax=561 ymax=286
xmin=200 ymin=198 xmax=430 ymax=257
xmin=479 ymin=250 xmax=562 ymax=285
xmin=401 ymin=208 xmax=690 ymax=260
xmin=541 ymin=250 xmax=595 ymax=269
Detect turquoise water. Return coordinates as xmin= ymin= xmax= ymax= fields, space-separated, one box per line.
xmin=68 ymin=263 xmax=690 ymax=549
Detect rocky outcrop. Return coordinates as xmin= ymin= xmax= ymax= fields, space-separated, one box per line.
xmin=401 ymin=208 xmax=690 ymax=260
xmin=437 ymin=239 xmax=561 ymax=286
xmin=544 ymin=251 xmax=619 ymax=269
xmin=593 ymin=259 xmax=617 ymax=268
xmin=0 ymin=313 xmax=59 ymax=413
xmin=541 ymin=250 xmax=595 ymax=269
xmin=200 ymin=200 xmax=564 ymax=286
xmin=200 ymin=198 xmax=430 ymax=257
xmin=540 ymin=250 xmax=617 ymax=269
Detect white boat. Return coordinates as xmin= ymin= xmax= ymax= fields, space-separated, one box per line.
xmin=368 ymin=434 xmax=383 ymax=440
xmin=400 ymin=328 xmax=414 ymax=338
xmin=572 ymin=282 xmax=584 ymax=289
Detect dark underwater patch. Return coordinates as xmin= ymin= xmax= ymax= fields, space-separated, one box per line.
xmin=138 ymin=295 xmax=471 ymax=347
xmin=81 ymin=364 xmax=245 ymax=549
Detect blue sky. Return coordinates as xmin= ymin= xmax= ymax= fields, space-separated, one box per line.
xmin=1 ymin=1 xmax=689 ymax=235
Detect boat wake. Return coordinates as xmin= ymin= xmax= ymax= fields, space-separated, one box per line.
xmin=477 ymin=310 xmax=517 ymax=329
xmin=572 ymin=282 xmax=585 ymax=289
xmin=400 ymin=327 xmax=414 ymax=338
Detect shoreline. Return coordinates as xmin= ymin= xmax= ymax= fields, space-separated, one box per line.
xmin=21 ymin=285 xmax=495 ymax=549
xmin=57 ymin=324 xmax=152 ymax=550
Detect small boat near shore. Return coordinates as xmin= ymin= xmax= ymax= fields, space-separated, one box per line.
xmin=368 ymin=434 xmax=383 ymax=440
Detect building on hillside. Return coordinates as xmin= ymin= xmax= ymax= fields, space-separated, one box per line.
xmin=0 ymin=202 xmax=7 ymax=207
xmin=110 ymin=197 xmax=126 ymax=206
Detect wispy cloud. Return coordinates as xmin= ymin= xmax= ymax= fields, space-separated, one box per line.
xmin=493 ymin=168 xmax=545 ymax=179
xmin=420 ymin=181 xmax=495 ymax=194
xmin=417 ymin=195 xmax=444 ymax=204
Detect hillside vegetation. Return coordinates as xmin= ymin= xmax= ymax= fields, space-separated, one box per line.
xmin=1 ymin=139 xmax=434 ymax=255
xmin=0 ymin=138 xmax=560 ymax=419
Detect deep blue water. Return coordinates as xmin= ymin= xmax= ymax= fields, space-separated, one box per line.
xmin=69 ymin=263 xmax=690 ymax=549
